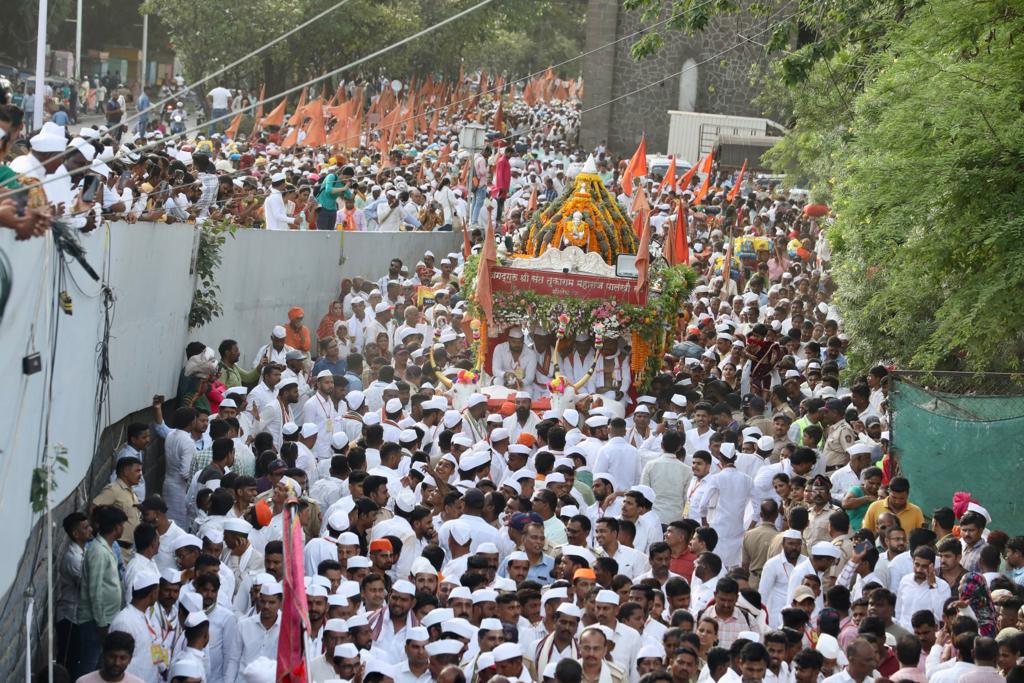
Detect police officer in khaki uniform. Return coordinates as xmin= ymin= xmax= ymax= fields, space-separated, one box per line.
xmin=820 ymin=398 xmax=857 ymax=472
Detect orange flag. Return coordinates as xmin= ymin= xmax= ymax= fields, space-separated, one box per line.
xmin=700 ymin=146 xmax=715 ymax=175
xmin=727 ymin=159 xmax=747 ymax=202
xmin=302 ymin=101 xmax=325 ymax=148
xmin=677 ymin=158 xmax=700 ymax=193
xmin=657 ymin=156 xmax=676 ymax=195
xmin=224 ymin=113 xmax=243 ymax=140
xmin=287 ymin=87 xmax=308 ymax=126
xmin=282 ymin=124 xmax=299 ymax=150
xmin=668 ymin=200 xmax=690 ymax=266
xmin=527 ymin=187 xmax=538 ymax=214
xmin=630 ymin=184 xmax=651 ymax=225
xmin=261 ymin=98 xmax=287 ymax=128
xmin=476 ymin=207 xmax=498 ymax=326
xmin=620 ymin=133 xmax=648 ymax=197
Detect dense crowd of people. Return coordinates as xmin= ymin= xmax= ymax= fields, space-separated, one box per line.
xmin=5 ymin=76 xmax=1021 ymax=683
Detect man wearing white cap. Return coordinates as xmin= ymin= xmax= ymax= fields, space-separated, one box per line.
xmin=171 ymin=611 xmax=210 ymax=680
xmin=168 ymin=656 xmax=206 ymax=683
xmin=787 ymin=542 xmax=841 ymax=613
xmin=233 ymin=581 xmax=282 ymax=671
xmin=252 ymin=325 xmax=293 ymax=370
xmin=264 ymin=172 xmax=294 ymax=230
xmin=367 ymin=579 xmax=418 ymax=663
xmin=504 ymin=391 xmax=540 ymax=442
xmin=109 ymin=571 xmax=162 ymax=683
xmin=492 ymin=326 xmax=538 ymax=391
xmin=529 ymin=602 xmax=581 ymax=676
xmin=593 ymin=589 xmax=642 ymax=680
xmin=395 ymin=626 xmax=431 ymax=683
xmin=302 ymin=370 xmax=339 ymax=463
xmin=223 ymin=517 xmax=262 ymax=588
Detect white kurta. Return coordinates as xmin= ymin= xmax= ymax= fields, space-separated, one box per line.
xmin=234 ymin=613 xmax=281 ymax=671
xmin=558 ymin=349 xmax=596 ymax=394
xmin=698 ymin=467 xmax=756 ymax=568
xmin=491 ymin=342 xmax=538 ymax=389
xmin=303 ymin=393 xmax=339 ymax=463
xmin=760 ymin=552 xmax=804 ymax=628
xmin=207 ymin=603 xmax=242 ymax=683
xmin=109 ymin=605 xmax=162 ymax=683
xmin=594 ymin=436 xmax=642 ymax=491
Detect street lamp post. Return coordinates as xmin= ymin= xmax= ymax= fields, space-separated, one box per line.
xmin=33 ymin=0 xmax=48 ymax=130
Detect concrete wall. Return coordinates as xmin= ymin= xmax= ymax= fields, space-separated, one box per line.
xmin=0 ymin=223 xmax=461 ymax=678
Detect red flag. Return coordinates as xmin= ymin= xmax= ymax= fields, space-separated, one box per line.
xmin=276 ymin=502 xmax=310 ymax=682
xmin=727 ymin=159 xmax=747 ymax=202
xmin=620 ymin=133 xmax=648 ymax=197
xmin=668 ymin=200 xmax=690 ymax=266
xmin=633 ymin=202 xmax=652 ymax=295
xmin=657 ymin=156 xmax=676 ymax=196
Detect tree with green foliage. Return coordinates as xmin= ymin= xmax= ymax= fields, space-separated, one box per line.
xmin=141 ymin=0 xmax=584 ymax=93
xmin=623 ymin=0 xmax=1024 ymax=372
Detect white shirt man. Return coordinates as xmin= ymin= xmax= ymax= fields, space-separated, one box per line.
xmin=697 ymin=456 xmax=756 ymax=568
xmin=206 ymin=594 xmax=242 ymax=683
xmin=594 ymin=435 xmax=642 ymax=491
xmin=760 ymin=533 xmax=806 ymax=628
xmin=895 ymin=571 xmax=949 ymax=630
xmin=207 ymin=86 xmax=231 ymax=109
xmin=640 ymin=447 xmax=692 ymax=525
xmin=109 ymin=582 xmax=162 ymax=683
xmin=234 ymin=587 xmax=282 ymax=671
xmin=491 ymin=329 xmax=538 ymax=389
xmin=264 ymin=178 xmax=295 ymax=230
xmin=302 ymin=382 xmax=338 ymax=463
xmin=559 ymin=344 xmax=596 ymax=394
xmin=377 ymin=194 xmax=404 ymax=231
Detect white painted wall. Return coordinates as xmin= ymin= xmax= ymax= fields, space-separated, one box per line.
xmin=0 ymin=223 xmax=462 ymax=595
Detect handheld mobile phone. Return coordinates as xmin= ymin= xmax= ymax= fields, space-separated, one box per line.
xmin=855 ymin=541 xmax=872 ymax=553
xmin=81 ymin=175 xmax=102 ymax=203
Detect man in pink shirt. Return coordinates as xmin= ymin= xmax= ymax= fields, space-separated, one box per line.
xmin=75 ymin=631 xmax=145 ymax=683
xmin=890 ymin=634 xmax=927 ymax=683
xmin=491 ymin=146 xmax=512 ymax=223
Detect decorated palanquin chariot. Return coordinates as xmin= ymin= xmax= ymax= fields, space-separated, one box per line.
xmin=434 ymin=156 xmax=695 ymax=415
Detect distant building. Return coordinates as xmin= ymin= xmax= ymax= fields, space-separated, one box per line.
xmin=582 ymin=0 xmax=770 ymax=156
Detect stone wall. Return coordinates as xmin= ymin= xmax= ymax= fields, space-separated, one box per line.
xmin=583 ymin=0 xmax=771 ymax=157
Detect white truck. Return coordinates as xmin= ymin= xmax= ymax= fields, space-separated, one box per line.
xmin=666 ymin=111 xmax=786 ymax=166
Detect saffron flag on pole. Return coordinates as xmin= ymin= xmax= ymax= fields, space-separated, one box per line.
xmin=727 ymin=159 xmax=747 ymax=202
xmin=693 ymin=147 xmax=716 ymax=205
xmin=667 ymin=200 xmax=690 ymax=266
xmin=287 ymin=87 xmax=308 ymax=127
xmin=224 ymin=113 xmax=243 ymax=141
xmin=657 ymin=156 xmax=676 ymax=196
xmin=260 ymin=98 xmax=287 ymax=129
xmin=677 ymin=158 xmax=700 ymax=194
xmin=620 ymin=133 xmax=648 ymax=197
xmin=276 ymin=499 xmax=311 ymax=683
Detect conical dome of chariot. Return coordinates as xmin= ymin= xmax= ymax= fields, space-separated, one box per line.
xmin=517 ymin=155 xmax=638 ymax=264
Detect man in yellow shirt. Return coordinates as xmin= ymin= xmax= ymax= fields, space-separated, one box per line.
xmin=862 ymin=476 xmax=924 ymax=534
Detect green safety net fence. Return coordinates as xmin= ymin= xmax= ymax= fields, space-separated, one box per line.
xmin=891 ymin=378 xmax=1024 ymax=534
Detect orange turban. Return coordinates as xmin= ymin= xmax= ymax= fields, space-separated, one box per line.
xmin=369 ymin=539 xmax=393 ymax=552
xmin=288 ymin=306 xmax=304 ymax=321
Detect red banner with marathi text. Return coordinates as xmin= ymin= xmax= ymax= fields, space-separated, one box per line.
xmin=490 ymin=266 xmax=648 ymax=305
